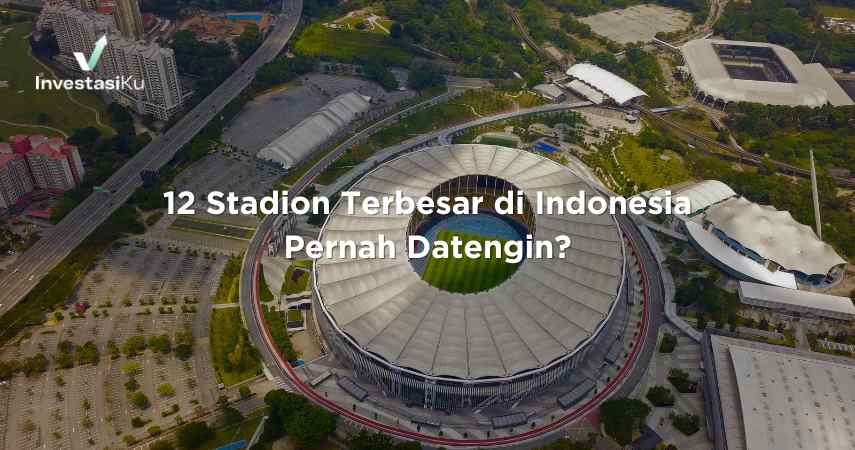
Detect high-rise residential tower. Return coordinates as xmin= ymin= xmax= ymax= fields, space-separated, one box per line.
xmin=114 ymin=0 xmax=143 ymax=39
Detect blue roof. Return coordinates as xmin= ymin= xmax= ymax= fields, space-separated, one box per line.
xmin=534 ymin=142 xmax=559 ymax=153
xmin=215 ymin=440 xmax=247 ymax=450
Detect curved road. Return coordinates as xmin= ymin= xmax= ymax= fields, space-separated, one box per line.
xmin=0 ymin=0 xmax=303 ymax=316
xmin=240 ymin=101 xmax=665 ymax=446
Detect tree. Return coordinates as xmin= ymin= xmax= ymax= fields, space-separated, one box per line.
xmin=177 ymin=421 xmax=212 ymax=450
xmin=129 ymin=392 xmax=151 ymax=409
xmin=390 ymin=22 xmax=402 ymax=39
xmin=122 ymin=361 xmax=141 ymax=376
xmin=157 ymin=383 xmax=175 ymax=398
xmin=235 ymin=24 xmax=262 ymax=61
xmin=75 ymin=341 xmax=99 ymax=365
xmin=123 ymin=335 xmax=147 ymax=357
xmin=289 ymin=405 xmax=337 ymax=449
xmin=646 ymin=386 xmax=675 ymax=407
xmin=408 ymin=62 xmax=444 ymax=91
xmin=239 ymin=385 xmax=252 ymax=399
xmin=149 ymin=334 xmax=172 ymax=354
xmin=150 ymin=440 xmax=175 ymax=450
xmin=599 ymin=398 xmax=651 ymax=445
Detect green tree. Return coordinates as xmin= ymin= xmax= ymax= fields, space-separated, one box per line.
xmin=599 ymin=398 xmax=651 ymax=445
xmin=239 ymin=385 xmax=252 ymax=399
xmin=150 ymin=440 xmax=175 ymax=450
xmin=646 ymin=386 xmax=675 ymax=407
xmin=176 ymin=421 xmax=212 ymax=450
xmin=129 ymin=392 xmax=151 ymax=409
xmin=235 ymin=24 xmax=262 ymax=61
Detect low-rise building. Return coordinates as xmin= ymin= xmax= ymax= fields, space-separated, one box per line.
xmin=737 ymin=281 xmax=855 ymax=321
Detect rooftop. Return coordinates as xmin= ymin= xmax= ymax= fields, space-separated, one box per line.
xmin=681 ymin=39 xmax=854 ymax=107
xmin=315 ymin=144 xmax=625 ymax=380
xmin=737 ymin=281 xmax=855 ymax=317
xmin=707 ymin=334 xmax=855 ymax=450
xmin=565 ymin=63 xmax=647 ymax=105
xmin=705 ymin=196 xmax=846 ymax=276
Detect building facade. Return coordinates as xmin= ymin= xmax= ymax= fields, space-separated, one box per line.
xmin=0 ymin=135 xmax=85 ymax=207
xmin=114 ymin=0 xmax=143 ymax=39
xmin=39 ymin=3 xmax=186 ymax=121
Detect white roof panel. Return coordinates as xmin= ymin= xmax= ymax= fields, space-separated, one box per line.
xmin=738 ymin=281 xmax=855 ymax=317
xmin=565 ymin=63 xmax=647 ymax=105
xmin=315 ymin=144 xmax=625 ymax=379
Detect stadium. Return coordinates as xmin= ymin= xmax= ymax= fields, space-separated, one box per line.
xmin=312 ymin=144 xmax=628 ymax=410
xmin=680 ymin=39 xmax=853 ymax=108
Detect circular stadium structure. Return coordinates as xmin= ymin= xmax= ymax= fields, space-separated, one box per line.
xmin=313 ymin=144 xmax=627 ymax=410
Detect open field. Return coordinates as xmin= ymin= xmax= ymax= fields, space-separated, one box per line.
xmin=819 ymin=3 xmax=855 ymax=19
xmin=171 ymin=217 xmax=255 ymax=241
xmin=616 ymin=137 xmax=691 ymax=191
xmin=421 ymin=230 xmax=518 ymax=294
xmin=0 ymin=21 xmax=113 ymax=139
xmin=579 ymin=4 xmax=691 ymax=44
xmin=294 ymin=23 xmax=413 ymax=65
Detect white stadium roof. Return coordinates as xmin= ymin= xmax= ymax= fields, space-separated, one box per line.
xmin=681 ymin=39 xmax=854 ymax=107
xmin=257 ymin=92 xmax=371 ymax=169
xmin=705 ymin=197 xmax=846 ymax=276
xmin=565 ymin=79 xmax=605 ymax=104
xmin=645 ymin=180 xmax=736 ymax=216
xmin=314 ymin=144 xmax=625 ymax=380
xmin=566 ymin=63 xmax=647 ymax=105
xmin=708 ymin=335 xmax=855 ymax=450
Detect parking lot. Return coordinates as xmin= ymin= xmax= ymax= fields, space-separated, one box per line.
xmin=579 ymin=4 xmax=692 ymax=44
xmin=222 ymin=73 xmax=415 ymax=154
xmin=0 ymin=243 xmax=227 ymax=449
xmin=146 ymin=147 xmax=281 ymax=254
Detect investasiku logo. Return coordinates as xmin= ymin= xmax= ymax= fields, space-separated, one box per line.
xmin=73 ymin=35 xmax=107 ymax=71
xmin=35 ymin=35 xmax=144 ymax=91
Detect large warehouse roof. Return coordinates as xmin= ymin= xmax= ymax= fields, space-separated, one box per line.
xmin=706 ymin=335 xmax=855 ymax=450
xmin=705 ymin=197 xmax=845 ymax=276
xmin=314 ymin=144 xmax=625 ymax=380
xmin=737 ymin=281 xmax=855 ymax=318
xmin=257 ymin=92 xmax=371 ymax=169
xmin=566 ymin=63 xmax=647 ymax=105
xmin=681 ymin=39 xmax=854 ymax=107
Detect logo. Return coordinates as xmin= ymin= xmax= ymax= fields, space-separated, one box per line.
xmin=74 ymin=35 xmax=108 ymax=72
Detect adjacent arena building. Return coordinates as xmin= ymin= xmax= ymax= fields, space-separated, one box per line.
xmin=680 ymin=39 xmax=853 ymax=108
xmin=312 ymin=144 xmax=628 ymax=410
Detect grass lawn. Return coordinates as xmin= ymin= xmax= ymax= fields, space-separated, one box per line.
xmin=287 ymin=309 xmax=302 ymax=322
xmin=198 ymin=408 xmax=268 ymax=450
xmin=818 ymin=3 xmax=855 ymax=19
xmin=210 ymin=308 xmax=261 ymax=386
xmin=479 ymin=135 xmax=519 ymax=147
xmin=294 ymin=23 xmax=413 ymax=66
xmin=0 ymin=21 xmax=114 ymax=140
xmin=617 ymin=136 xmax=691 ymax=191
xmin=170 ymin=217 xmax=255 ymax=240
xmin=421 ymin=230 xmax=519 ymax=294
xmin=214 ymin=256 xmax=242 ymax=305
xmin=261 ymin=305 xmax=298 ymax=360
xmin=281 ymin=260 xmax=311 ymax=294
xmin=259 ymin=269 xmax=275 ymax=302
xmin=667 ymin=108 xmax=718 ymax=140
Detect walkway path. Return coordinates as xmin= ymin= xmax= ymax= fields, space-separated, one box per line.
xmin=0 ymin=119 xmax=68 ymax=138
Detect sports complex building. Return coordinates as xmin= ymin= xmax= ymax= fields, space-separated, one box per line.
xmin=680 ymin=39 xmax=853 ymax=108
xmin=643 ymin=180 xmax=846 ymax=289
xmin=311 ymin=144 xmax=629 ymax=410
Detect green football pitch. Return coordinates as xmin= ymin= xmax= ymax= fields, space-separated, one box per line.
xmin=421 ymin=230 xmax=519 ymax=294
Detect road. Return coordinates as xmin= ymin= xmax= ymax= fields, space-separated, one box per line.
xmin=239 ymin=100 xmax=665 ymax=446
xmin=0 ymin=0 xmax=303 ymax=316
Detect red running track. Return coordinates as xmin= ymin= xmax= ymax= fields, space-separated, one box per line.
xmin=250 ymin=232 xmax=651 ymax=446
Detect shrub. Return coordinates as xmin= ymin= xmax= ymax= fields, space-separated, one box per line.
xmin=670 ymin=412 xmax=700 ymax=435
xmin=239 ymin=385 xmax=252 ymax=399
xmin=177 ymin=422 xmax=212 ymax=450
xmin=668 ymin=368 xmax=698 ymax=393
xmin=157 ymin=383 xmax=175 ymax=398
xmin=129 ymin=392 xmax=150 ymax=409
xmin=130 ymin=416 xmax=150 ymax=428
xmin=646 ymin=386 xmax=675 ymax=407
xmin=659 ymin=333 xmax=677 ymax=353
xmin=599 ymin=398 xmax=651 ymax=445
xmin=125 ymin=378 xmax=140 ymax=392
